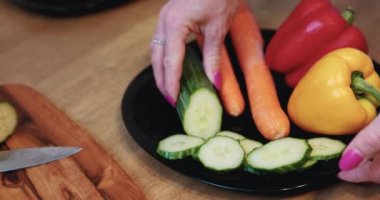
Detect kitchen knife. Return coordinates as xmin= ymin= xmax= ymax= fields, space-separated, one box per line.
xmin=0 ymin=146 xmax=82 ymax=172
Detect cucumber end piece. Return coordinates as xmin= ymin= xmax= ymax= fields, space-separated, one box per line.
xmin=0 ymin=102 xmax=18 ymax=143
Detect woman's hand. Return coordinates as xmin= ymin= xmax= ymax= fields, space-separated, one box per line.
xmin=150 ymin=0 xmax=239 ymax=106
xmin=338 ymin=114 xmax=380 ymax=183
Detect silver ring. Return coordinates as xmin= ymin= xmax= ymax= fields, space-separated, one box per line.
xmin=152 ymin=38 xmax=166 ymax=46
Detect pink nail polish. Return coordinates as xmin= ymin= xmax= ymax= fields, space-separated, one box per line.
xmin=339 ymin=149 xmax=364 ymax=171
xmin=165 ymin=95 xmax=176 ymax=107
xmin=213 ymin=71 xmax=221 ymax=90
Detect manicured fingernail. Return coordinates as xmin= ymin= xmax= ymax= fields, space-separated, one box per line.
xmin=165 ymin=95 xmax=176 ymax=107
xmin=339 ymin=149 xmax=364 ymax=171
xmin=213 ymin=71 xmax=221 ymax=90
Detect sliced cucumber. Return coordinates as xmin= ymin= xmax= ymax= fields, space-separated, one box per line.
xmin=298 ymin=159 xmax=318 ymax=170
xmin=245 ymin=137 xmax=310 ymax=174
xmin=177 ymin=47 xmax=222 ymax=140
xmin=157 ymin=134 xmax=204 ymax=160
xmin=198 ymin=136 xmax=245 ymax=171
xmin=0 ymin=102 xmax=18 ymax=143
xmin=216 ymin=131 xmax=245 ymax=140
xmin=239 ymin=139 xmax=263 ymax=155
xmin=308 ymin=137 xmax=346 ymax=160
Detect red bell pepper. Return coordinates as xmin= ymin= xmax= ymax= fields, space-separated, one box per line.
xmin=265 ymin=0 xmax=368 ymax=88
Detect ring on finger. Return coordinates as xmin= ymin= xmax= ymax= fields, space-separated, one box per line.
xmin=152 ymin=38 xmax=166 ymax=46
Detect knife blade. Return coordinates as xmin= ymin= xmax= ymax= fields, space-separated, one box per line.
xmin=0 ymin=146 xmax=82 ymax=172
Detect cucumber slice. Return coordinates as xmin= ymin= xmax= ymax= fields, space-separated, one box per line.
xmin=177 ymin=47 xmax=222 ymax=140
xmin=0 ymin=102 xmax=18 ymax=143
xmin=245 ymin=137 xmax=311 ymax=174
xmin=216 ymin=131 xmax=245 ymax=140
xmin=157 ymin=134 xmax=204 ymax=160
xmin=198 ymin=136 xmax=245 ymax=171
xmin=308 ymin=137 xmax=346 ymax=160
xmin=239 ymin=139 xmax=263 ymax=155
xmin=298 ymin=159 xmax=318 ymax=170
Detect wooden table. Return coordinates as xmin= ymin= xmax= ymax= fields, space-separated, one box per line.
xmin=1 ymin=0 xmax=380 ymax=199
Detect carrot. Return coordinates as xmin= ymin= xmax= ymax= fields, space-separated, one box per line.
xmin=196 ymin=36 xmax=245 ymax=117
xmin=229 ymin=1 xmax=290 ymax=140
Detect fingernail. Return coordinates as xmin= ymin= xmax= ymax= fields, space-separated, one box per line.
xmin=165 ymin=95 xmax=176 ymax=107
xmin=339 ymin=149 xmax=364 ymax=171
xmin=213 ymin=71 xmax=221 ymax=90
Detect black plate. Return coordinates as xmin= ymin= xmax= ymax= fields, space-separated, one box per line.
xmin=11 ymin=0 xmax=131 ymax=16
xmin=121 ymin=30 xmax=379 ymax=194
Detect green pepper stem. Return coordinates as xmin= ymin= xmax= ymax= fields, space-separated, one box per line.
xmin=341 ymin=8 xmax=355 ymax=25
xmin=351 ymin=71 xmax=380 ymax=103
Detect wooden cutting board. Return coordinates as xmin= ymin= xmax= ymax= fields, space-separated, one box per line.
xmin=0 ymin=84 xmax=146 ymax=200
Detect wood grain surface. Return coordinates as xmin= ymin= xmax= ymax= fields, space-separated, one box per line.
xmin=0 ymin=0 xmax=380 ymax=199
xmin=0 ymin=84 xmax=146 ymax=200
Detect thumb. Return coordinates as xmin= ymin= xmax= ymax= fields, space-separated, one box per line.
xmin=339 ymin=114 xmax=380 ymax=171
xmin=338 ymin=160 xmax=371 ymax=183
xmin=202 ymin=25 xmax=226 ymax=90
xmin=338 ymin=154 xmax=380 ymax=183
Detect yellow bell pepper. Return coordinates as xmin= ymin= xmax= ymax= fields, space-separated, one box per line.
xmin=288 ymin=48 xmax=380 ymax=135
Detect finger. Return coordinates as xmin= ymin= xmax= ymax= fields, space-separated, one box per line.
xmin=338 ymin=154 xmax=380 ymax=183
xmin=201 ymin=24 xmax=226 ymax=90
xmin=339 ymin=114 xmax=380 ymax=171
xmin=338 ymin=160 xmax=371 ymax=183
xmin=151 ymin=11 xmax=166 ymax=96
xmin=163 ymin=25 xmax=189 ymax=106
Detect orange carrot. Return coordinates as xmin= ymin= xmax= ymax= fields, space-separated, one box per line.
xmin=229 ymin=1 xmax=290 ymax=140
xmin=196 ymin=36 xmax=245 ymax=117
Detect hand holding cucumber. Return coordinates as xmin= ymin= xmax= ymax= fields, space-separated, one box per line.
xmin=150 ymin=0 xmax=239 ymax=106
